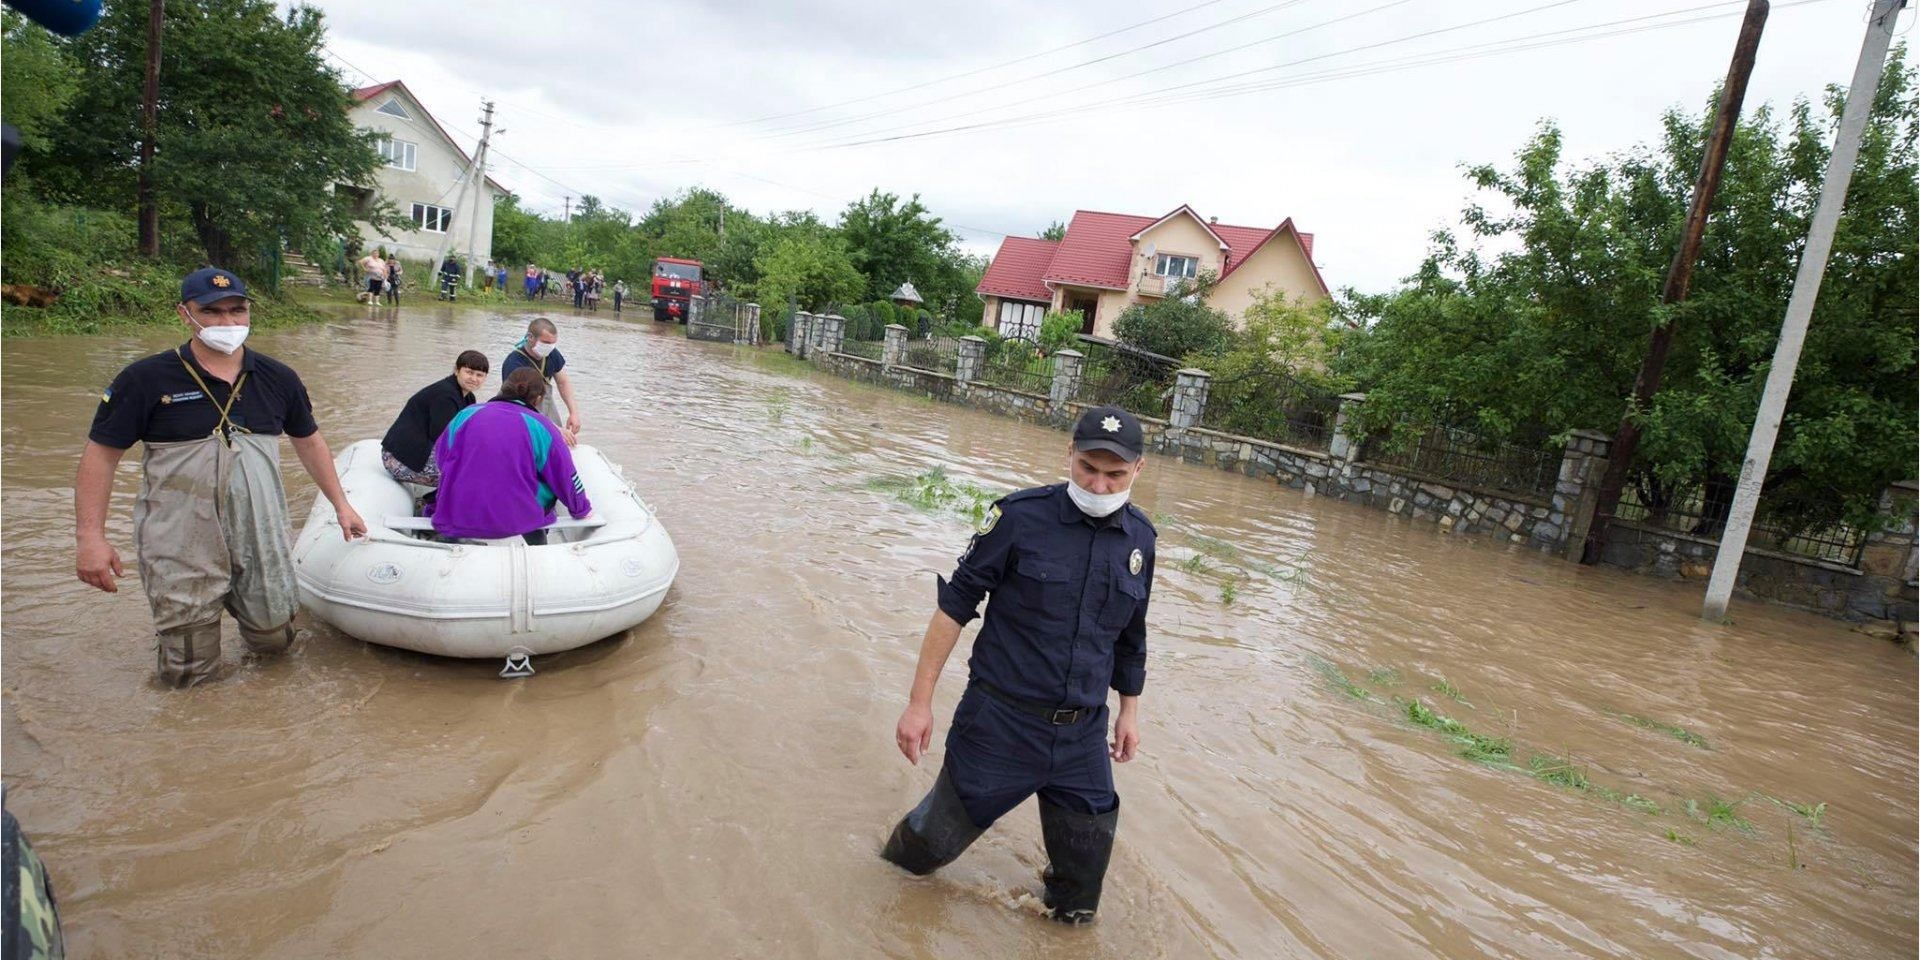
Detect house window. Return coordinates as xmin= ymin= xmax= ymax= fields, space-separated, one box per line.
xmin=376 ymin=136 xmax=417 ymax=171
xmin=411 ymin=202 xmax=452 ymax=233
xmin=997 ymin=300 xmax=1045 ymax=340
xmin=1155 ymin=254 xmax=1198 ymax=279
xmin=376 ymin=98 xmax=413 ymax=121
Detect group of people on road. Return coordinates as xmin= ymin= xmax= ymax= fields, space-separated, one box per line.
xmin=356 ymin=249 xmax=403 ymax=306
xmin=515 ymin=264 xmax=627 ymax=313
xmin=73 ymin=263 xmax=1152 ymax=926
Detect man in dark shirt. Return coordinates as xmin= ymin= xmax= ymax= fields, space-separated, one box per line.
xmin=74 ymin=267 xmax=367 ymax=687
xmin=501 ymin=317 xmax=581 ymax=444
xmin=882 ymin=406 xmax=1156 ymax=924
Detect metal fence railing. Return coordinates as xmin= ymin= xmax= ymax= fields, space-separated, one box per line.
xmin=1362 ymin=423 xmax=1561 ymax=499
xmin=1072 ymin=337 xmax=1177 ymax=417
xmin=1198 ymin=368 xmax=1341 ymax=451
xmin=974 ymin=338 xmax=1054 ymax=396
xmin=1615 ymin=483 xmax=1867 ymax=566
xmin=838 ymin=339 xmax=884 ymax=361
xmin=901 ymin=338 xmax=959 ymax=375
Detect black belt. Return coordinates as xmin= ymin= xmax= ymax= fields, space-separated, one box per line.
xmin=973 ymin=679 xmax=1096 ymax=726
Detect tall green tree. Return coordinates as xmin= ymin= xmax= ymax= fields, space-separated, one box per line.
xmin=1335 ymin=55 xmax=1916 ymax=531
xmin=42 ymin=0 xmax=396 ymax=267
xmin=838 ymin=189 xmax=958 ymax=302
xmin=752 ymin=231 xmax=865 ymax=312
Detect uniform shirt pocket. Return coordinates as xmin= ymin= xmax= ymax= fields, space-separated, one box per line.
xmin=1098 ymin=574 xmax=1147 ymax=631
xmin=1011 ymin=555 xmax=1079 ymax=618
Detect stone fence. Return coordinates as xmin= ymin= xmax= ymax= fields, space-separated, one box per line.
xmin=791 ymin=325 xmax=1918 ymax=628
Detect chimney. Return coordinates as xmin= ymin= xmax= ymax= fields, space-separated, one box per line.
xmin=1209 ymin=216 xmax=1218 ymax=224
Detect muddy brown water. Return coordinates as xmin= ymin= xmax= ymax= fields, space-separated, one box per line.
xmin=3 ymin=304 xmax=1913 ymax=959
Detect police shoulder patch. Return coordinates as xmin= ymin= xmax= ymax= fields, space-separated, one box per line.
xmin=976 ymin=505 xmax=1001 ymax=535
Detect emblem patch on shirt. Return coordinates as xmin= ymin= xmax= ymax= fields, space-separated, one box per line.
xmin=100 ymin=387 xmax=112 ymax=403
xmin=976 ymin=505 xmax=1000 ymax=535
xmin=1129 ymin=548 xmax=1143 ymax=575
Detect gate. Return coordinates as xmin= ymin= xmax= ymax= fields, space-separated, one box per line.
xmin=687 ymin=292 xmax=762 ymax=345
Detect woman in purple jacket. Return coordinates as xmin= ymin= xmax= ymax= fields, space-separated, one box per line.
xmin=427 ymin=369 xmax=592 ymax=545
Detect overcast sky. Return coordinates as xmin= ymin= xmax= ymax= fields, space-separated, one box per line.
xmin=315 ymin=0 xmax=1912 ymax=291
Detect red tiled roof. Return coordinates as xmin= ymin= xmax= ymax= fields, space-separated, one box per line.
xmin=978 ymin=206 xmax=1326 ymax=304
xmin=1043 ymin=210 xmax=1156 ymax=290
xmin=350 ymin=80 xmax=507 ymax=195
xmin=975 ymin=236 xmax=1058 ymax=302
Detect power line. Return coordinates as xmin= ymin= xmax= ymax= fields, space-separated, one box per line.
xmin=722 ymin=0 xmax=1241 ymax=128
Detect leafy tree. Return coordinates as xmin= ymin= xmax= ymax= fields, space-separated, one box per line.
xmin=1 ymin=12 xmax=78 ymax=152
xmin=1111 ymin=272 xmax=1233 ymax=359
xmin=1039 ymin=220 xmax=1067 ymax=242
xmin=839 ymin=189 xmax=958 ymax=302
xmin=1335 ymin=55 xmax=1916 ymax=531
xmin=752 ymin=230 xmax=865 ymax=312
xmin=42 ymin=0 xmax=397 ymax=268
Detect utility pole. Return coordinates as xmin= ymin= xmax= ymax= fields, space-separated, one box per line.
xmin=136 ymin=0 xmax=164 ymax=257
xmin=1702 ymin=0 xmax=1906 ymax=622
xmin=1582 ymin=0 xmax=1769 ymax=566
xmin=563 ymin=195 xmax=572 ymax=223
xmin=463 ymin=99 xmax=495 ymax=286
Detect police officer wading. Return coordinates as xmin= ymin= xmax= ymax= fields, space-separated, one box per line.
xmin=73 ymin=268 xmax=368 ymax=687
xmin=883 ymin=405 xmax=1155 ymax=924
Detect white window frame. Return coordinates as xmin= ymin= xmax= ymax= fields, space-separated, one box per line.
xmin=411 ymin=202 xmax=452 ymax=234
xmin=997 ymin=300 xmax=1045 ymax=340
xmin=1155 ymin=253 xmax=1198 ymax=279
xmin=376 ymin=136 xmax=417 ymax=172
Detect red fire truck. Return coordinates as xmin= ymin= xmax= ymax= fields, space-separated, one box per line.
xmin=651 ymin=257 xmax=704 ymax=323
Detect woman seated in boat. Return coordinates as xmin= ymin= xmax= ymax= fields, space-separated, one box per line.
xmin=427 ymin=368 xmax=592 ymax=545
xmin=379 ymin=350 xmax=489 ymax=488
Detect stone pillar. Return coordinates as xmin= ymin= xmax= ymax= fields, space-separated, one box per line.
xmin=688 ymin=295 xmax=705 ymax=326
xmin=1557 ymin=428 xmax=1613 ymax=560
xmin=1050 ymin=349 xmax=1084 ymax=414
xmin=883 ymin=324 xmax=908 ymax=367
xmin=1856 ymin=481 xmax=1919 ymax=622
xmin=790 ymin=311 xmax=812 ymax=356
xmin=1329 ymin=392 xmax=1368 ymax=466
xmin=1169 ymin=368 xmax=1211 ymax=430
xmin=956 ymin=335 xmax=987 ymax=383
xmin=818 ymin=314 xmax=846 ymax=357
xmin=742 ymin=303 xmax=762 ymax=345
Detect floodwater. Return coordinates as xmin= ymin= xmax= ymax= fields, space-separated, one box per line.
xmin=3 ymin=304 xmax=1913 ymax=959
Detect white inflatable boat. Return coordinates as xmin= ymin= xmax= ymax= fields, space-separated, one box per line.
xmin=292 ymin=439 xmax=677 ymax=666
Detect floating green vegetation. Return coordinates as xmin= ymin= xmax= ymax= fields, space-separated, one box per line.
xmin=1528 ymin=752 xmax=1591 ymax=792
xmin=1367 ymin=667 xmax=1403 ymax=686
xmin=1688 ymin=795 xmax=1756 ymax=835
xmin=1308 ymin=657 xmax=1371 ymax=701
xmin=1665 ymin=829 xmax=1696 ymax=846
xmin=1592 ymin=785 xmax=1663 ymax=815
xmin=1187 ymin=533 xmax=1240 ymax=562
xmin=1219 ymin=581 xmax=1238 ymax=606
xmin=1178 ymin=553 xmax=1210 ymax=575
xmin=795 ymin=434 xmax=817 ymax=453
xmin=867 ymin=469 xmax=999 ymax=525
xmin=1431 ymin=675 xmax=1472 ymax=707
xmin=1150 ymin=511 xmax=1181 ymax=530
xmin=1616 ymin=712 xmax=1710 ymax=750
xmin=1763 ymin=795 xmax=1827 ymax=829
xmin=1397 ymin=697 xmax=1513 ymax=767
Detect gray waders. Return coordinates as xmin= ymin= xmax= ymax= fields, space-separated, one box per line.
xmin=135 ymin=430 xmax=298 ymax=687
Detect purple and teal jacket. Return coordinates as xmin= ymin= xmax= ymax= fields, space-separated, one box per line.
xmin=426 ymin=398 xmax=591 ymax=539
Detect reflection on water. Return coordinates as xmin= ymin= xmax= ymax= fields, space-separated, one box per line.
xmin=3 ymin=304 xmax=1913 ymax=958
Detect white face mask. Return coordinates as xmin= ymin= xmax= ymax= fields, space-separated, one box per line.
xmin=531 ymin=340 xmax=557 ymax=358
xmin=1067 ymin=474 xmax=1131 ymax=518
xmin=190 ymin=316 xmax=250 ymax=355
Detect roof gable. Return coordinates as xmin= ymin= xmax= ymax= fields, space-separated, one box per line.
xmin=976 ymin=237 xmax=1058 ymax=302
xmin=1130 ymin=204 xmax=1227 ymax=250
xmin=351 ymin=80 xmax=507 ymax=195
xmin=1217 ymin=218 xmax=1330 ymax=298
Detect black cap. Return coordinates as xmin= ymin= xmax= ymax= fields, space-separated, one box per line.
xmin=179 ymin=267 xmax=250 ymax=306
xmin=1073 ymin=405 xmax=1144 ymax=462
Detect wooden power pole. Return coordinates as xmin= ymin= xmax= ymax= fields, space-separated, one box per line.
xmin=136 ymin=0 xmax=164 ymax=257
xmin=1581 ymin=0 xmax=1770 ymax=565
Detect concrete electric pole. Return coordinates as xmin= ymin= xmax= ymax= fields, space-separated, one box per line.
xmin=463 ymin=99 xmax=495 ymax=286
xmin=1701 ymin=0 xmax=1907 ymax=622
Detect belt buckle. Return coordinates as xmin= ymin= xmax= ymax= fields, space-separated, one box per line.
xmin=1049 ymin=707 xmax=1078 ymax=725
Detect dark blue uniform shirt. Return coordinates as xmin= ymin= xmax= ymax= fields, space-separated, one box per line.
xmin=88 ymin=344 xmax=317 ymax=448
xmin=937 ymin=483 xmax=1155 ymax=709
xmin=501 ymin=344 xmax=566 ymax=381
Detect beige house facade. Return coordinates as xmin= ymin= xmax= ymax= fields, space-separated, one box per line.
xmin=344 ymin=81 xmax=506 ymax=269
xmin=975 ymin=205 xmax=1329 ymax=340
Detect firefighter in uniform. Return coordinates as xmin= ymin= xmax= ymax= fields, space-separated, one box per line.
xmin=883 ymin=405 xmax=1156 ymax=924
xmin=73 ymin=267 xmax=367 ymax=686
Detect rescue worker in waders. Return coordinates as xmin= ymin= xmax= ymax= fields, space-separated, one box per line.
xmin=883 ymin=405 xmax=1155 ymax=924
xmin=500 ymin=317 xmax=582 ymax=446
xmin=73 ymin=267 xmax=368 ymax=687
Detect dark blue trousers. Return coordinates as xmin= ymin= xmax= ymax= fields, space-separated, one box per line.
xmin=944 ymin=685 xmax=1117 ymax=827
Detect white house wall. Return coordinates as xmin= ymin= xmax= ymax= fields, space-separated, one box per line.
xmin=348 ymin=97 xmax=501 ymax=269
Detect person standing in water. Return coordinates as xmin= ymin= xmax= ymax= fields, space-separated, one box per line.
xmin=500 ymin=317 xmax=582 ymax=445
xmin=73 ymin=267 xmax=367 ymax=687
xmin=881 ymin=405 xmax=1155 ymax=924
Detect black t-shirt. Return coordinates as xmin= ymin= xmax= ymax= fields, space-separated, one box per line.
xmin=88 ymin=344 xmax=318 ymax=448
xmin=380 ymin=374 xmax=475 ymax=470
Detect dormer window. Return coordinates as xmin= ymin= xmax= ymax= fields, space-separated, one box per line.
xmin=1154 ymin=254 xmax=1197 ymax=279
xmin=376 ymin=98 xmax=413 ymax=121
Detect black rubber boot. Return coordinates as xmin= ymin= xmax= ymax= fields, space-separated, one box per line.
xmin=881 ymin=765 xmax=985 ymax=876
xmin=1039 ymin=797 xmax=1119 ymax=923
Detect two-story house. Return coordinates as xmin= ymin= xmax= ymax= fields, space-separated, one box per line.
xmin=975 ymin=205 xmax=1329 ymax=339
xmin=342 ymin=80 xmax=507 ymax=269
